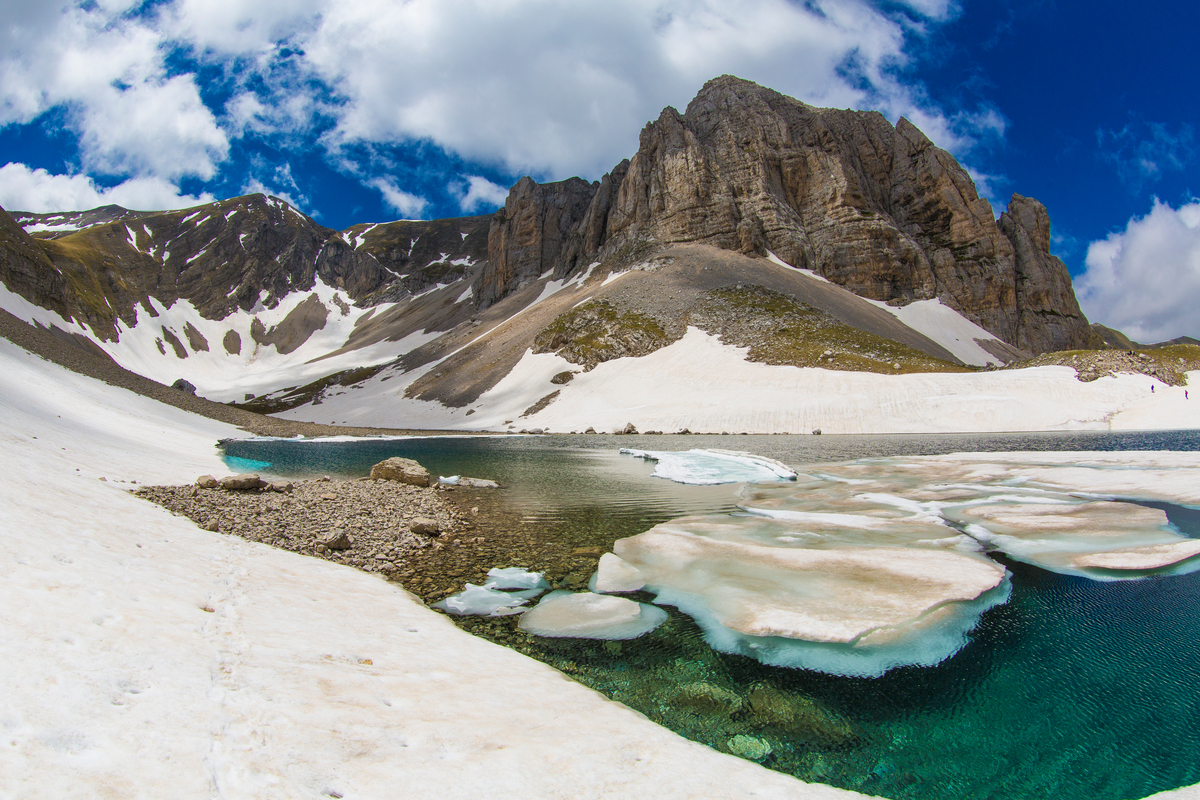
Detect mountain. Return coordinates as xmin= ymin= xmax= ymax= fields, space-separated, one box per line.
xmin=479 ymin=75 xmax=1096 ymax=354
xmin=2 ymin=75 xmax=1150 ymax=434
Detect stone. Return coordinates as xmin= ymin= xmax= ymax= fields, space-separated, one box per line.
xmin=170 ymin=378 xmax=197 ymax=395
xmin=410 ymin=517 xmax=440 ymax=536
xmin=219 ymin=474 xmax=264 ymax=491
xmin=726 ymin=735 xmax=772 ymax=762
xmin=195 ymin=474 xmax=218 ymax=489
xmin=268 ymin=481 xmax=294 ymax=493
xmin=321 ymin=530 xmax=352 ymax=550
xmin=550 ymin=370 xmax=575 ymax=385
xmin=370 ymin=457 xmax=431 ymax=487
xmin=584 ymin=427 xmax=597 ymax=434
xmin=674 ymin=682 xmax=744 ymax=716
xmin=622 ymin=422 xmax=638 ymax=435
xmin=746 ymin=683 xmax=855 ymax=746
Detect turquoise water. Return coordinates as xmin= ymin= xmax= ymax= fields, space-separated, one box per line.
xmin=220 ymin=431 xmax=1200 ymax=800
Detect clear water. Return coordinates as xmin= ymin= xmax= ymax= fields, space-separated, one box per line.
xmin=221 ymin=431 xmax=1200 ymax=800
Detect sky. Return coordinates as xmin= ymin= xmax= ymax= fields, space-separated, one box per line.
xmin=0 ymin=0 xmax=1196 ymax=341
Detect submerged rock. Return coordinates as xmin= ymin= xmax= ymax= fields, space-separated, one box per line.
xmin=726 ymin=735 xmax=773 ymax=762
xmin=746 ymin=683 xmax=856 ymax=747
xmin=370 ymin=457 xmax=431 ymax=487
xmin=673 ymin=681 xmax=744 ymax=716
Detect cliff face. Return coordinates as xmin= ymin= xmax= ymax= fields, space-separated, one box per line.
xmin=477 ymin=75 xmax=1097 ymax=353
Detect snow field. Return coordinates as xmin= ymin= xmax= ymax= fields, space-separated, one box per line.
xmin=282 ymin=327 xmax=1200 ymax=434
xmin=0 ymin=337 xmax=859 ymax=799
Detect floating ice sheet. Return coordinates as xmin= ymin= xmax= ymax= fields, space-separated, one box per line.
xmin=484 ymin=567 xmax=550 ymax=591
xmin=433 ymin=584 xmax=538 ymax=617
xmin=519 ymin=592 xmax=668 ymax=640
xmin=620 ymin=448 xmax=797 ymax=485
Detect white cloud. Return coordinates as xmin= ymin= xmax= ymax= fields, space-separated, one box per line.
xmin=0 ymin=162 xmax=214 ymax=212
xmin=456 ymin=175 xmax=509 ymax=213
xmin=0 ymin=5 xmax=228 ymax=180
xmin=368 ymin=178 xmax=428 ymax=219
xmin=1 ymin=0 xmax=984 ymax=203
xmin=298 ymin=0 xmax=984 ymax=179
xmin=1076 ymin=199 xmax=1200 ymax=343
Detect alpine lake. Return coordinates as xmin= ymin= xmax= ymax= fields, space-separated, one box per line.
xmin=221 ymin=430 xmax=1200 ymax=800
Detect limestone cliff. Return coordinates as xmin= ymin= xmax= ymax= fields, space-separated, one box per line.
xmin=477 ymin=75 xmax=1097 ymax=353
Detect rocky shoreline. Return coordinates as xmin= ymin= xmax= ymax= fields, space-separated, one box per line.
xmin=134 ymin=469 xmax=608 ymax=606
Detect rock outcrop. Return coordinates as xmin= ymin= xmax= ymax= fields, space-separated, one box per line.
xmin=478 ymin=75 xmax=1097 ymax=354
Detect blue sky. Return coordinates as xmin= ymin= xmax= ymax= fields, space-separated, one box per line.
xmin=0 ymin=0 xmax=1197 ymax=341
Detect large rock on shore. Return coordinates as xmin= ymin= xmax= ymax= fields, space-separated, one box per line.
xmin=370 ymin=457 xmax=431 ymax=487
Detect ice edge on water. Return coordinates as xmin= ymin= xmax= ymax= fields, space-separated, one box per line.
xmin=621 ymin=448 xmax=798 ymax=485
xmin=650 ymin=578 xmax=1013 ymax=678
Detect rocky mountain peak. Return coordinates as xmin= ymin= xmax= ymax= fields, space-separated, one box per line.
xmin=478 ymin=76 xmax=1097 ymax=354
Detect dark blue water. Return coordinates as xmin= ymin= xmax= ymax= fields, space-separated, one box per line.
xmin=220 ymin=430 xmax=1200 ymax=800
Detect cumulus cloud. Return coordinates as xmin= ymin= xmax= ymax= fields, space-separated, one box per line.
xmin=456 ymin=175 xmax=509 ymax=213
xmin=368 ymin=178 xmax=428 ymax=219
xmin=0 ymin=162 xmax=214 ymax=212
xmin=1076 ymin=199 xmax=1200 ymax=343
xmin=0 ymin=4 xmax=228 ymax=180
xmin=300 ymin=0 xmax=987 ymax=178
xmin=1 ymin=0 xmax=987 ymax=209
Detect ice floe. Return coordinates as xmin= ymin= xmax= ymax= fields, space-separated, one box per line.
xmin=621 ymin=448 xmax=798 ymax=485
xmin=484 ymin=567 xmax=550 ymax=591
xmin=599 ymin=449 xmax=1200 ymax=675
xmin=591 ymin=553 xmax=646 ymax=593
xmin=518 ymin=592 xmax=668 ymax=640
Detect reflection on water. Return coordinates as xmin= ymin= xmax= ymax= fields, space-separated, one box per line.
xmin=221 ymin=430 xmax=1200 ymax=800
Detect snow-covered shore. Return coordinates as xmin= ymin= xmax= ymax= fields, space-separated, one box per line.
xmin=0 ymin=338 xmax=860 ymax=797
xmin=279 ymin=328 xmax=1200 ymax=434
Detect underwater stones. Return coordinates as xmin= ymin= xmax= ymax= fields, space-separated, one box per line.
xmin=370 ymin=457 xmax=431 ymax=487
xmin=615 ymin=527 xmax=1005 ymax=645
xmin=518 ymin=592 xmax=668 ymax=640
xmin=674 ymin=681 xmax=744 ymax=716
xmin=592 ymin=552 xmax=646 ymax=593
xmin=726 ymin=735 xmax=773 ymax=762
xmin=745 ymin=684 xmax=855 ymax=746
xmin=950 ymin=500 xmax=1200 ymax=577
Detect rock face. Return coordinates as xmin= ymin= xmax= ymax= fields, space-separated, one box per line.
xmin=478 ymin=75 xmax=1097 ymax=354
xmin=370 ymin=457 xmax=431 ymax=487
xmin=479 ymin=176 xmax=597 ymax=307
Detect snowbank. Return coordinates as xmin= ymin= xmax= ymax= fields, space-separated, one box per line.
xmin=0 ymin=337 xmax=858 ymax=798
xmin=281 ymin=327 xmax=1200 ymax=434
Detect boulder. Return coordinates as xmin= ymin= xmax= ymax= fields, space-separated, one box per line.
xmin=321 ymin=530 xmax=352 ymax=550
xmin=195 ymin=474 xmax=218 ymax=489
xmin=268 ymin=480 xmax=294 ymax=493
xmin=370 ymin=457 xmax=431 ymax=487
xmin=410 ymin=517 xmax=440 ymax=536
xmin=171 ymin=379 xmax=197 ymax=395
xmin=219 ymin=474 xmax=265 ymax=491
xmin=622 ymin=422 xmax=638 ymax=435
